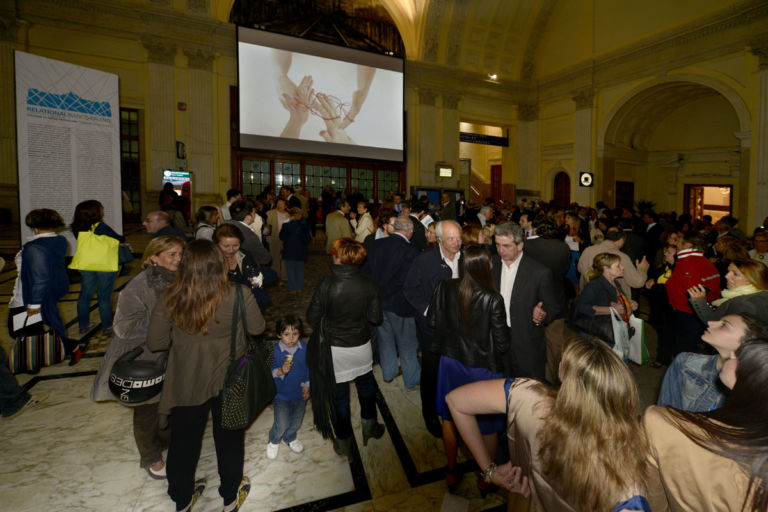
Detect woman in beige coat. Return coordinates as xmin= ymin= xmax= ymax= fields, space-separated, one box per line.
xmin=90 ymin=235 xmax=185 ymax=479
xmin=266 ymin=197 xmax=289 ymax=280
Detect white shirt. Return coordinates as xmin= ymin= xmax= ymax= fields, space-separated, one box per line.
xmin=499 ymin=254 xmax=523 ymax=327
xmin=221 ymin=202 xmax=232 ymax=221
xmin=477 ymin=212 xmax=487 ymax=227
xmin=440 ymin=245 xmax=461 ymax=279
xmin=421 ymin=215 xmax=434 ymax=228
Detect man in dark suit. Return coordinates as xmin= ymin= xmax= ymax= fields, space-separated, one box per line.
xmin=619 ymin=217 xmax=648 ymax=264
xmin=402 ymin=220 xmax=462 ymax=438
xmin=642 ymin=210 xmax=664 ymax=262
xmin=406 ymin=201 xmax=427 ymax=251
xmin=493 ymin=222 xmax=560 ymax=380
xmin=362 ymin=217 xmax=421 ymax=389
xmin=227 ymin=200 xmax=272 ymax=266
xmin=439 ymin=193 xmax=456 ymax=221
xmin=281 ymin=186 xmax=302 ymax=210
xmin=524 ymin=216 xmax=571 ymax=384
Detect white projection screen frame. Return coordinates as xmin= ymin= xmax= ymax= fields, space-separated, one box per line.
xmin=237 ymin=27 xmax=404 ymax=161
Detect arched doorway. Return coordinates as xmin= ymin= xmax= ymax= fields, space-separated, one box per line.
xmin=598 ymin=78 xmax=750 ymax=220
xmin=554 ymin=171 xmax=570 ymax=206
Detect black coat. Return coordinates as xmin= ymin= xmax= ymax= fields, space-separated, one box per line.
xmin=402 ymin=246 xmax=455 ymax=335
xmin=492 ymin=254 xmax=560 ymax=380
xmin=280 ymin=220 xmax=311 ymax=261
xmin=409 ymin=215 xmax=427 ymax=251
xmin=427 ymin=279 xmax=512 ymax=375
xmin=362 ymin=234 xmax=419 ymax=316
xmin=524 ymin=237 xmax=570 ymax=319
xmin=306 ymin=264 xmax=382 ymax=348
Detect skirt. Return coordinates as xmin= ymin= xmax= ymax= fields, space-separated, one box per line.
xmin=435 ymin=356 xmax=504 ymax=435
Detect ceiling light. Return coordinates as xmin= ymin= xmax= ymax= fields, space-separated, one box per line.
xmin=488 ymin=73 xmax=497 ymax=80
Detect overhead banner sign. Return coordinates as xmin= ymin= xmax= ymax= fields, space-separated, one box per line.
xmin=15 ymin=51 xmax=121 ymax=240
xmin=459 ymin=132 xmax=509 ymax=147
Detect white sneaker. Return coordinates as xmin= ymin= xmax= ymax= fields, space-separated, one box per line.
xmin=266 ymin=442 xmax=279 ymax=459
xmin=288 ymin=439 xmax=304 ymax=453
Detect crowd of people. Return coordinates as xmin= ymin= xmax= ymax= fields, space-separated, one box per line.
xmin=3 ymin=187 xmax=768 ymax=511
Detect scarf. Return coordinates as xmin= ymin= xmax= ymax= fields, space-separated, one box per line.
xmin=712 ymin=283 xmax=759 ymax=307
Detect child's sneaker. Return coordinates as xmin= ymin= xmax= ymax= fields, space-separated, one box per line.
xmin=288 ymin=439 xmax=304 ymax=453
xmin=266 ymin=442 xmax=279 ymax=459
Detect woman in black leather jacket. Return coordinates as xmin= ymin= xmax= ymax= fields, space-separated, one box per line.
xmin=427 ymin=244 xmax=510 ymax=493
xmin=306 ymin=238 xmax=383 ymax=457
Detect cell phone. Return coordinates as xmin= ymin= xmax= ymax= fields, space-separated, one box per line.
xmin=685 ymin=285 xmax=710 ymax=298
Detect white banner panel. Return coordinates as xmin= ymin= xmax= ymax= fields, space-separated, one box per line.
xmin=15 ymin=51 xmax=121 ymax=240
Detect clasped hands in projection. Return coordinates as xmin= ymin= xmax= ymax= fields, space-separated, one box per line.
xmin=277 ymin=74 xmax=356 ymax=143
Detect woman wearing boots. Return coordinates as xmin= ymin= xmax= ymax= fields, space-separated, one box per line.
xmin=306 ymin=238 xmax=384 ymax=457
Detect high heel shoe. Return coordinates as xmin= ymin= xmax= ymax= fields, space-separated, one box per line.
xmin=446 ymin=467 xmax=462 ymax=494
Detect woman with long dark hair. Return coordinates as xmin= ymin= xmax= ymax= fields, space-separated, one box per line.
xmin=447 ymin=337 xmax=650 ymax=511
xmin=427 ymin=244 xmax=510 ymax=493
xmin=147 ymin=240 xmax=264 ymax=512
xmin=71 ymin=199 xmax=124 ymax=336
xmin=645 ymin=327 xmax=768 ymax=511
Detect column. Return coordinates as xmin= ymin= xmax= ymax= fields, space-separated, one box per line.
xmin=142 ymin=36 xmax=176 ymax=211
xmin=0 ymin=16 xmax=19 ymax=220
xmin=752 ymin=43 xmax=768 ymax=227
xmin=184 ymin=48 xmax=215 ymax=202
xmin=572 ymin=88 xmax=594 ymax=206
xmin=416 ymin=87 xmax=439 ymax=187
xmin=516 ymin=102 xmax=539 ymax=192
xmin=442 ymin=93 xmax=461 ymax=189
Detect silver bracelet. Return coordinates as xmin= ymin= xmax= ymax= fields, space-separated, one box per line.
xmin=481 ymin=462 xmax=497 ymax=483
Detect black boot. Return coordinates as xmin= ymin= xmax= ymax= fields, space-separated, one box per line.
xmin=362 ymin=418 xmax=385 ymax=446
xmin=333 ymin=437 xmax=353 ymax=457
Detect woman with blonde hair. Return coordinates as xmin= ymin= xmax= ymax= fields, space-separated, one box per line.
xmin=688 ymin=258 xmax=768 ymax=323
xmin=91 ymin=235 xmax=185 ymax=479
xmin=573 ymin=252 xmax=637 ymax=346
xmin=147 ymin=240 xmax=264 ymax=512
xmin=447 ymin=336 xmax=650 ymax=511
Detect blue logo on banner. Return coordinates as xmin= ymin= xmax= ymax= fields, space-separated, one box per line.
xmin=26 ymin=88 xmax=112 ymax=117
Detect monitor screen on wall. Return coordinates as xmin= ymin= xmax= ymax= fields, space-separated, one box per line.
xmin=237 ymin=27 xmax=404 ymax=162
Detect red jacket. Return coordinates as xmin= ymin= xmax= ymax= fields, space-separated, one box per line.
xmin=666 ymin=249 xmax=721 ymax=313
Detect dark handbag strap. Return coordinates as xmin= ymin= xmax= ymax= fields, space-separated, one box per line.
xmin=230 ymin=285 xmax=245 ymax=363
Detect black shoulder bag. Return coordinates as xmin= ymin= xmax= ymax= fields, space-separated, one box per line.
xmin=307 ymin=277 xmax=337 ymax=440
xmin=220 ymin=285 xmax=276 ymax=430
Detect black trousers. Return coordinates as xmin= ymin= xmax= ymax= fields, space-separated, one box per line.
xmin=416 ymin=325 xmax=440 ymax=425
xmin=673 ymin=310 xmax=705 ymax=355
xmin=167 ymin=394 xmax=244 ymax=510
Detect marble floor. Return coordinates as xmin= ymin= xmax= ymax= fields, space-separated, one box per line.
xmin=0 ymin=225 xmax=664 ymax=511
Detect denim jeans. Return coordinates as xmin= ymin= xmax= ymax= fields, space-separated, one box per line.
xmin=334 ymin=371 xmax=377 ymax=440
xmin=657 ymin=353 xmax=725 ymax=412
xmin=269 ymin=399 xmax=306 ymax=444
xmin=376 ymin=311 xmax=421 ymax=388
xmin=0 ymin=346 xmax=30 ymax=417
xmin=77 ymin=270 xmax=117 ymax=330
xmin=284 ymin=260 xmax=304 ymax=291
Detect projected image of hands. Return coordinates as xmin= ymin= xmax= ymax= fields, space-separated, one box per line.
xmin=273 ymin=50 xmax=376 ymax=145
